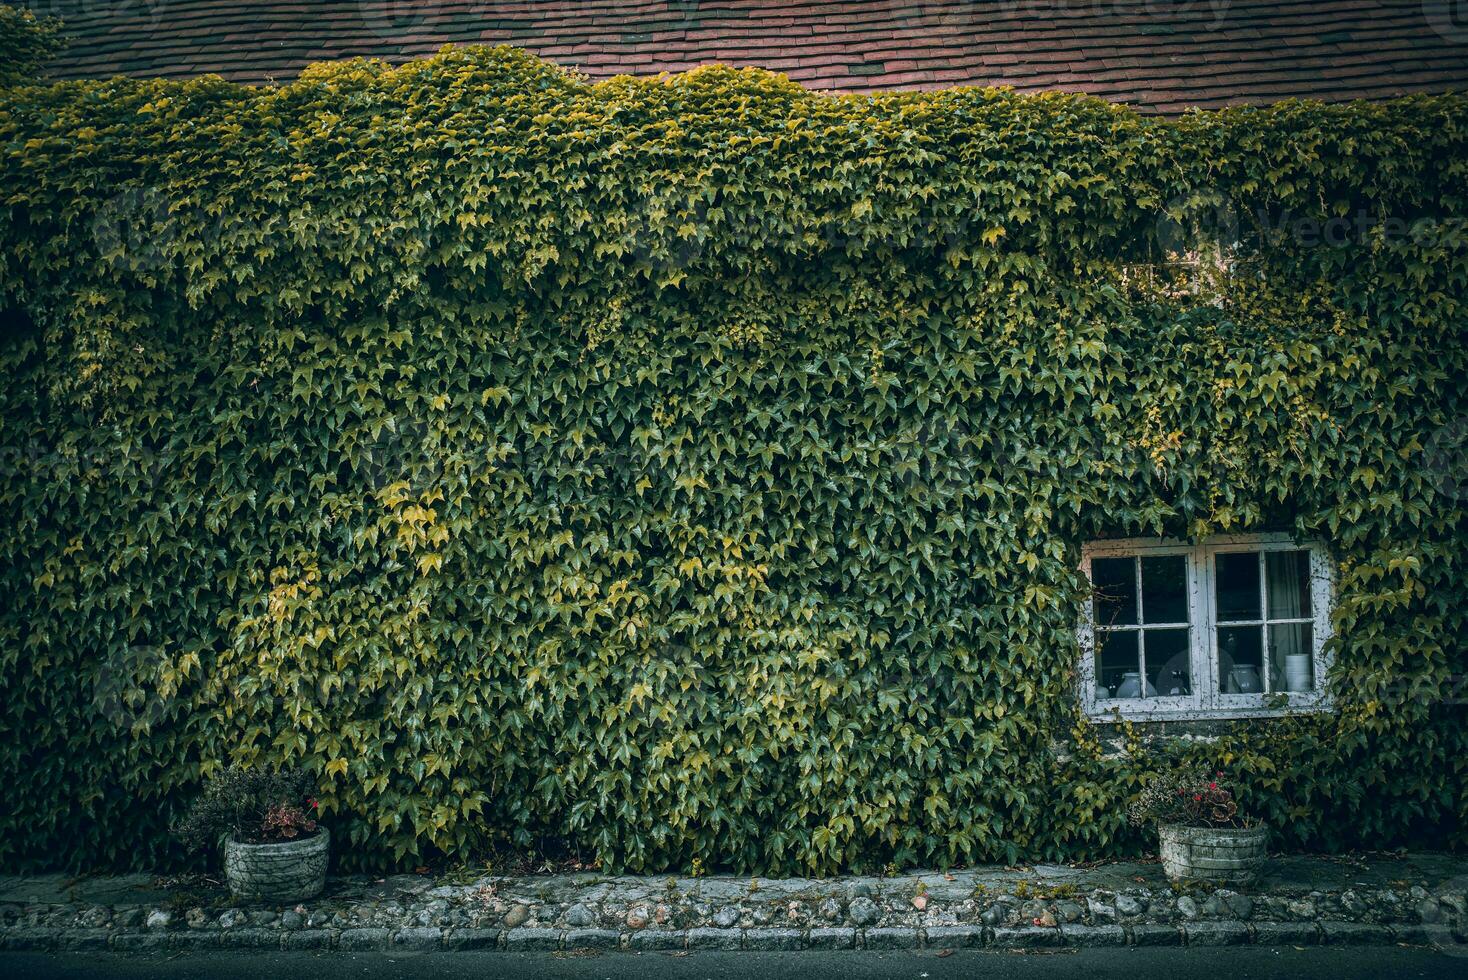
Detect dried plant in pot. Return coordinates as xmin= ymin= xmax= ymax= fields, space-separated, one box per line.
xmin=173 ymin=766 xmax=328 ymax=903
xmin=1128 ymin=767 xmax=1267 ymax=886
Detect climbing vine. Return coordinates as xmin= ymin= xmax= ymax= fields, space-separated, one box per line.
xmin=0 ymin=42 xmax=1464 ymax=872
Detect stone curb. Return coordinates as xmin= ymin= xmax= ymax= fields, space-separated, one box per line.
xmin=4 ymin=921 xmax=1463 ymax=954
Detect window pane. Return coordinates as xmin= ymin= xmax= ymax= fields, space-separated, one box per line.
xmin=1146 ymin=628 xmax=1191 ymax=696
xmin=1091 ymin=557 xmax=1137 ymax=627
xmin=1269 ymin=622 xmax=1314 ymax=692
xmin=1097 ymin=630 xmax=1141 ymax=698
xmin=1141 ymin=555 xmax=1188 ymax=625
xmin=1218 ymin=625 xmax=1264 ymax=693
xmin=1215 ymin=551 xmax=1261 ymax=621
xmin=1266 ymin=550 xmax=1311 ymax=620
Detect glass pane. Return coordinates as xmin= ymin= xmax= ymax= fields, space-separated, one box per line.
xmin=1141 ymin=555 xmax=1188 ymax=625
xmin=1218 ymin=625 xmax=1264 ymax=693
xmin=1146 ymin=628 xmax=1192 ymax=696
xmin=1091 ymin=557 xmax=1137 ymax=627
xmin=1266 ymin=550 xmax=1311 ymax=620
xmin=1215 ymin=551 xmax=1261 ymax=621
xmin=1269 ymin=623 xmax=1315 ymax=692
xmin=1097 ymin=630 xmax=1141 ymax=699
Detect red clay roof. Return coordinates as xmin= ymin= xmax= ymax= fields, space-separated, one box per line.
xmin=30 ymin=0 xmax=1468 ymax=112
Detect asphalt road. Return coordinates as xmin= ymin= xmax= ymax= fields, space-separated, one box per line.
xmin=3 ymin=947 xmax=1467 ymax=980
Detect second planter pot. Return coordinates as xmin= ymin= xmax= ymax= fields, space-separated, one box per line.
xmin=223 ymin=826 xmax=330 ymax=903
xmin=1158 ymin=822 xmax=1267 ymax=885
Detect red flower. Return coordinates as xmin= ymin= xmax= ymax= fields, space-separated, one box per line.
xmin=1194 ymin=794 xmax=1203 ymax=801
xmin=1209 ymin=782 xmax=1217 ymax=790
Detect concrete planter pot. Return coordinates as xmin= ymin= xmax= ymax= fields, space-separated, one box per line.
xmin=1158 ymin=823 xmax=1267 ymax=885
xmin=223 ymin=826 xmax=329 ymax=903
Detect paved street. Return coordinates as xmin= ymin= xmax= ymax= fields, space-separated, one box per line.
xmin=3 ymin=946 xmax=1467 ymax=980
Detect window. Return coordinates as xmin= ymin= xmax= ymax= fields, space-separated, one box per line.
xmin=1079 ymin=535 xmax=1333 ymax=721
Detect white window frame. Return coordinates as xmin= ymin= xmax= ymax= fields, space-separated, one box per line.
xmin=1079 ymin=533 xmax=1334 ymax=722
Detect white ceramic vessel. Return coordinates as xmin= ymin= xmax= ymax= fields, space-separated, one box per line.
xmin=1228 ymin=665 xmax=1262 ymax=694
xmin=1284 ymin=653 xmax=1312 ymax=692
xmin=1115 ymin=672 xmax=1159 ymax=699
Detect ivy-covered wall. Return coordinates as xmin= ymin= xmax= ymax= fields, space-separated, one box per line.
xmin=1 ymin=46 xmax=1465 ymax=873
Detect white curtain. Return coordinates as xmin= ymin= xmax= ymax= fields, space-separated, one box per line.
xmin=1267 ymin=552 xmax=1310 ymax=691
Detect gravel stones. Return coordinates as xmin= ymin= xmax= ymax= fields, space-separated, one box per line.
xmin=847 ymin=897 xmax=879 ymax=926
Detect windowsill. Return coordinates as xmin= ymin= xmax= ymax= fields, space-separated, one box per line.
xmin=1085 ymin=697 xmax=1333 ymax=723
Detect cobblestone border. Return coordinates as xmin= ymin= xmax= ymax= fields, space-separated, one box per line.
xmin=3 ymin=919 xmax=1466 ymax=953
xmin=4 ymin=859 xmax=1465 ymax=956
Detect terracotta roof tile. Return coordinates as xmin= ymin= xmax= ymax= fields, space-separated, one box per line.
xmin=22 ymin=0 xmax=1468 ymax=111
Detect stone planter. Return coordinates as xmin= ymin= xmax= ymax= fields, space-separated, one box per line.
xmin=223 ymin=827 xmax=329 ymax=903
xmin=1158 ymin=823 xmax=1267 ymax=885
